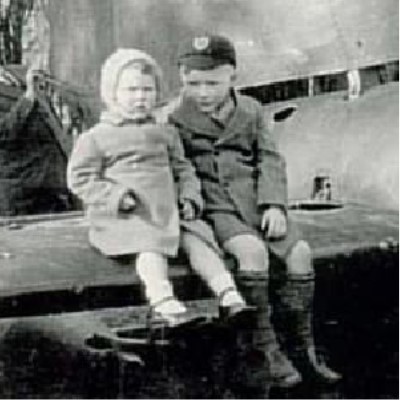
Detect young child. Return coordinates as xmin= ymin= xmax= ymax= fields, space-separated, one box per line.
xmin=170 ymin=35 xmax=341 ymax=386
xmin=67 ymin=48 xmax=252 ymax=328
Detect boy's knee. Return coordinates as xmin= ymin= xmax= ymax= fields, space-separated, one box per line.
xmin=286 ymin=240 xmax=313 ymax=275
xmin=223 ymin=234 xmax=269 ymax=272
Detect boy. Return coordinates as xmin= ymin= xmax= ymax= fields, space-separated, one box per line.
xmin=169 ymin=34 xmax=341 ymax=387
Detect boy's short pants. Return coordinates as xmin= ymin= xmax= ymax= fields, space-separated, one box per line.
xmin=205 ymin=210 xmax=302 ymax=260
xmin=180 ymin=218 xmax=222 ymax=255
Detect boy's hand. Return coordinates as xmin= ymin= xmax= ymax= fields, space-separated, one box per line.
xmin=180 ymin=200 xmax=196 ymax=220
xmin=261 ymin=207 xmax=287 ymax=238
xmin=119 ymin=193 xmax=136 ymax=212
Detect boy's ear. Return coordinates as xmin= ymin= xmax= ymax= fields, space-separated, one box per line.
xmin=230 ymin=71 xmax=237 ymax=83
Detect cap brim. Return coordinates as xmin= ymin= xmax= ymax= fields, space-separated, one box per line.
xmin=178 ymin=55 xmax=233 ymax=70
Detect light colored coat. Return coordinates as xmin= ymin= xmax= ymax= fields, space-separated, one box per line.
xmin=67 ymin=120 xmax=202 ymax=256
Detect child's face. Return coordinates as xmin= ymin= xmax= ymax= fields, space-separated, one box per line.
xmin=115 ymin=66 xmax=157 ymax=120
xmin=180 ymin=64 xmax=235 ymax=114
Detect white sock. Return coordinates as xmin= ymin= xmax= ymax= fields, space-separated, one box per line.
xmin=136 ymin=259 xmax=174 ymax=304
xmin=135 ymin=254 xmax=187 ymax=316
xmin=209 ymin=273 xmax=245 ymax=306
xmin=144 ymin=279 xmax=174 ymax=306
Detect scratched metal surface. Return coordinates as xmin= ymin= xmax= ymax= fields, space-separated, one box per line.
xmin=0 ymin=204 xmax=397 ymax=301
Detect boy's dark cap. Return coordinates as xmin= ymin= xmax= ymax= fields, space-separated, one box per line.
xmin=178 ymin=35 xmax=236 ymax=69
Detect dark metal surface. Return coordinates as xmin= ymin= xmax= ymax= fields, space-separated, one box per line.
xmin=0 ymin=204 xmax=397 ymax=317
xmin=0 ymin=248 xmax=397 ymax=399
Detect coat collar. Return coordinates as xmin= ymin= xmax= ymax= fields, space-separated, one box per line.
xmin=100 ymin=110 xmax=156 ymax=126
xmin=170 ymin=91 xmax=253 ymax=142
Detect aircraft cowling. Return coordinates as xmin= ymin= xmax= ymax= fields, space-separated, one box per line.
xmin=268 ymin=82 xmax=398 ymax=211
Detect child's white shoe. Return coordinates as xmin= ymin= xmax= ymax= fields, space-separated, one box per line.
xmin=220 ymin=288 xmax=246 ymax=307
xmin=151 ymin=297 xmax=203 ymax=328
xmin=153 ymin=297 xmax=187 ymax=316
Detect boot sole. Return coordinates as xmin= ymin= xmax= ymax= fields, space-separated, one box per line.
xmin=149 ymin=315 xmax=208 ymax=336
xmin=219 ymin=306 xmax=258 ymax=328
xmin=270 ymin=372 xmax=302 ymax=388
xmin=227 ymin=308 xmax=257 ymax=327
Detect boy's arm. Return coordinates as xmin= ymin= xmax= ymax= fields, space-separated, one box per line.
xmin=167 ymin=126 xmax=203 ymax=216
xmin=67 ymin=132 xmax=132 ymax=216
xmin=255 ymin=107 xmax=288 ymax=211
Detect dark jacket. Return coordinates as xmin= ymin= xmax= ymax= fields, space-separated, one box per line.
xmin=169 ymin=93 xmax=288 ymax=227
xmin=0 ymin=89 xmax=69 ymax=216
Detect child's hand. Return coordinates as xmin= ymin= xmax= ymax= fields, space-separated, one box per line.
xmin=180 ymin=200 xmax=196 ymax=220
xmin=261 ymin=207 xmax=287 ymax=238
xmin=119 ymin=193 xmax=136 ymax=212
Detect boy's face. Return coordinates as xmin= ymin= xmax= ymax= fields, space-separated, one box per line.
xmin=115 ymin=66 xmax=157 ymax=119
xmin=180 ymin=64 xmax=235 ymax=114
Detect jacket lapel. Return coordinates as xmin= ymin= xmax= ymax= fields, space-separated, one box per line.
xmin=171 ymin=97 xmax=222 ymax=138
xmin=171 ymin=93 xmax=252 ymax=143
xmin=215 ymin=95 xmax=251 ymax=145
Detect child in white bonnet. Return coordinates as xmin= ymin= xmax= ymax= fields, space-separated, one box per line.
xmin=68 ymin=48 xmax=253 ymax=326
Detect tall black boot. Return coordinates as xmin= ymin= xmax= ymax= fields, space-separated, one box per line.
xmin=236 ymin=271 xmax=302 ymax=389
xmin=276 ymin=273 xmax=341 ymax=383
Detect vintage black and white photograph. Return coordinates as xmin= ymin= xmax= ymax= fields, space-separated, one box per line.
xmin=0 ymin=0 xmax=398 ymax=398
